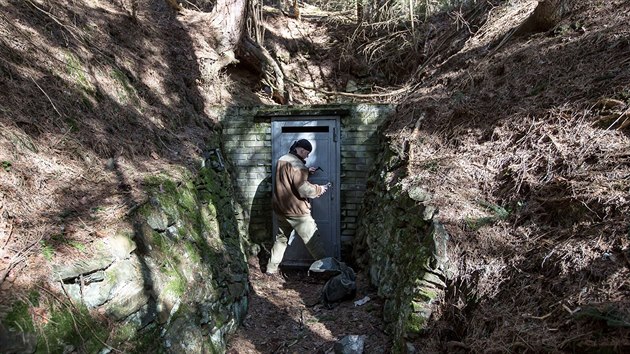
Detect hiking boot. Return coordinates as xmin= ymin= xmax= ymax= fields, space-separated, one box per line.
xmin=265 ymin=262 xmax=280 ymax=275
xmin=264 ymin=270 xmax=286 ymax=282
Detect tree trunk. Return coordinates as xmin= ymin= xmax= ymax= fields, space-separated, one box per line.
xmin=167 ymin=0 xmax=248 ymax=76
xmin=516 ymin=0 xmax=569 ymax=35
xmin=208 ymin=0 xmax=248 ymax=53
xmin=165 ymin=0 xmax=289 ymax=102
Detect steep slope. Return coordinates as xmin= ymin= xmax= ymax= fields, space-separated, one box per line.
xmin=381 ymin=0 xmax=630 ymax=351
xmin=0 ymin=0 xmax=260 ymax=351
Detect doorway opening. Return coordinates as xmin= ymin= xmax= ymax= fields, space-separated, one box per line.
xmin=271 ymin=118 xmax=341 ymax=267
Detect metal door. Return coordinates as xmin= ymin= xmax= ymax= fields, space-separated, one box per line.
xmin=271 ymin=118 xmax=340 ymax=267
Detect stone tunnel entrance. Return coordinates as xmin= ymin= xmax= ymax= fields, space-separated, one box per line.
xmin=219 ymin=104 xmax=394 ymax=264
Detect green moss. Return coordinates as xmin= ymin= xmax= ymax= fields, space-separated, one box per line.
xmin=5 ymin=300 xmax=35 ymax=332
xmin=465 ymin=215 xmax=496 ymax=230
xmin=164 ymin=274 xmax=186 ymax=297
xmin=184 ymin=242 xmax=202 ymax=263
xmin=105 ymin=265 xmax=120 ymax=284
xmin=110 ymin=322 xmax=137 ymax=344
xmin=5 ymin=297 xmax=109 ymax=353
xmin=414 ymin=287 xmax=438 ymax=302
xmin=134 ymin=162 xmax=247 ymax=329
xmin=65 ymin=117 xmax=79 ymax=132
xmin=465 ymin=200 xmax=510 ymax=230
xmin=28 ymin=290 xmax=41 ymax=305
xmin=212 ymin=311 xmax=228 ymax=328
xmin=179 ymin=182 xmax=198 ymax=208
xmin=69 ymin=240 xmax=86 ymax=252
xmin=200 ymin=205 xmax=218 ymax=232
xmin=66 ymin=52 xmax=94 ymax=96
xmin=7 ymin=156 xmax=251 ymax=352
xmin=147 ymin=230 xmax=168 ymax=253
xmin=110 ymin=68 xmax=139 ymax=106
xmin=126 ymin=325 xmax=164 ymax=354
xmin=143 ymin=175 xmax=205 ymax=225
xmin=40 ymin=240 xmax=55 ymax=261
xmin=138 ymin=203 xmax=155 ymax=221
xmin=249 ymin=122 xmax=267 ymax=135
xmin=199 ymin=171 xmax=220 ymax=194
xmin=405 ymin=311 xmax=427 ymax=334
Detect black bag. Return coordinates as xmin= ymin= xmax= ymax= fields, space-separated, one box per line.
xmin=310 ymin=258 xmax=357 ymax=303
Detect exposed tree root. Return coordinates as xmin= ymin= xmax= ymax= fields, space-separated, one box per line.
xmin=238 ymin=36 xmax=289 ymax=104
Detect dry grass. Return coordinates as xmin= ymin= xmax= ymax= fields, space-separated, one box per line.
xmin=386 ymin=0 xmax=630 ymax=350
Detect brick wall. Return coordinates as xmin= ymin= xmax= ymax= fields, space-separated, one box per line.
xmin=218 ymin=104 xmax=394 ymax=258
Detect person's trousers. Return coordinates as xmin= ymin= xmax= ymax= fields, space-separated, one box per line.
xmin=267 ymin=213 xmax=326 ymax=273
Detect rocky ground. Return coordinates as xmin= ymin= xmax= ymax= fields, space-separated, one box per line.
xmin=227 ymin=257 xmax=392 ymax=353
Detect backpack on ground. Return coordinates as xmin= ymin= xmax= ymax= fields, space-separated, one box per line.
xmin=309 ymin=257 xmax=357 ymax=303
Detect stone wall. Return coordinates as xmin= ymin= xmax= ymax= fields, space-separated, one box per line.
xmin=22 ymin=152 xmax=251 ymax=353
xmin=218 ymin=104 xmax=394 ymax=257
xmin=353 ymin=139 xmax=452 ymax=352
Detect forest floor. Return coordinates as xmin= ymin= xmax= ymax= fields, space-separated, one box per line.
xmin=227 ymin=257 xmax=391 ymax=353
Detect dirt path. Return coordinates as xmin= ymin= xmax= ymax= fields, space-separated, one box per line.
xmin=227 ymin=257 xmax=392 ymax=353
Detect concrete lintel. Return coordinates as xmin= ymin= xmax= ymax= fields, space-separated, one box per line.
xmin=253 ymin=104 xmax=353 ymax=120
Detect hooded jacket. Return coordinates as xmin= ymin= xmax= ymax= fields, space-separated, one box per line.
xmin=272 ymin=153 xmax=323 ymax=216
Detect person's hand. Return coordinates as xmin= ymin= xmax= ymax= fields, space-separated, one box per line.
xmin=318 ymin=182 xmax=331 ymax=197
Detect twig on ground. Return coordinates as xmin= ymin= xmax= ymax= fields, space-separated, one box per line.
xmin=522 ymin=312 xmax=552 ymax=320
xmin=1 ymin=221 xmax=14 ymax=251
xmin=0 ymin=255 xmax=25 ymax=287
xmin=286 ymin=77 xmax=414 ymax=98
xmin=183 ymin=0 xmax=201 ymax=12
xmin=0 ymin=233 xmax=42 ymax=287
xmin=606 ymin=106 xmax=630 ymax=130
xmin=30 ymin=76 xmax=63 ymax=118
xmin=559 ymin=332 xmax=591 ymax=348
xmin=25 ymin=0 xmax=80 ymax=41
xmin=562 ymin=303 xmax=581 ymax=315
xmin=58 ymin=282 xmax=87 ymax=343
xmin=126 ymin=200 xmax=149 ymax=216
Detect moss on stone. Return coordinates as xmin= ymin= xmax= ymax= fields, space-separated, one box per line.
xmin=353 ymin=139 xmax=451 ymax=348
xmin=45 ymin=304 xmax=107 ymax=353
xmin=110 ymin=322 xmax=137 ymax=344
xmin=178 ymin=183 xmax=198 ymax=212
xmin=184 ymin=242 xmax=202 ymax=263
xmin=164 ymin=272 xmax=187 ymax=298
xmin=414 ymin=286 xmax=438 ymax=303
xmin=405 ymin=310 xmax=427 ymax=335
xmin=125 ymin=325 xmax=163 ymax=353
xmin=150 ymin=230 xmax=167 ymax=252
xmin=116 ymin=153 xmax=248 ymax=351
xmin=3 ymin=136 xmax=249 ymax=353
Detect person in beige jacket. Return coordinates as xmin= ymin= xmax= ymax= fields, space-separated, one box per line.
xmin=267 ymin=139 xmax=329 ymax=275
